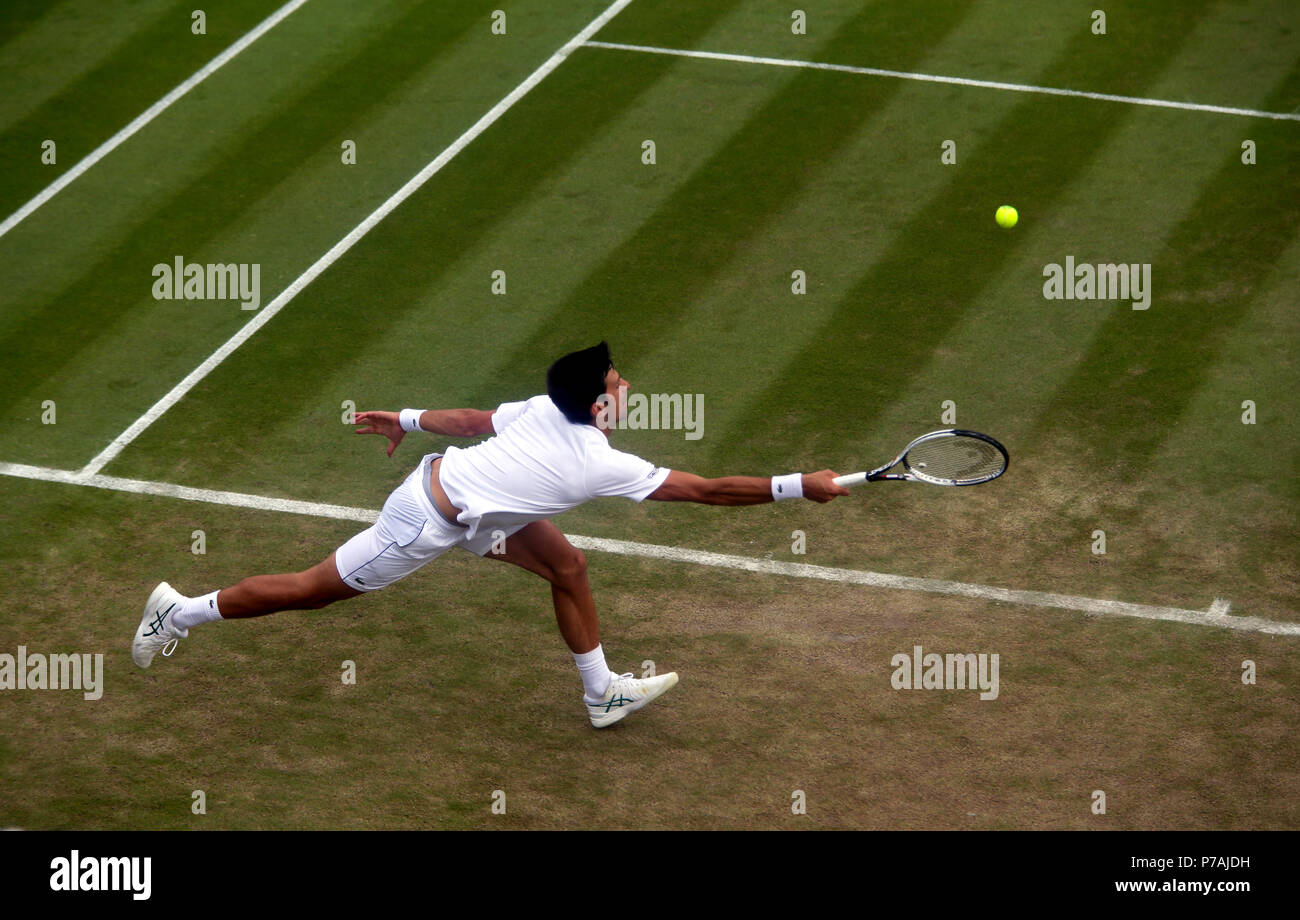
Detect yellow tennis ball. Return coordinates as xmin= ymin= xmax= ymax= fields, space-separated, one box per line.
xmin=996 ymin=205 xmax=1018 ymax=228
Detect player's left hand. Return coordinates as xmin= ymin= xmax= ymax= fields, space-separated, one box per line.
xmin=354 ymin=410 xmax=405 ymax=457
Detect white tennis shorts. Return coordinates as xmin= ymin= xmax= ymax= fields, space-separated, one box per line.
xmin=334 ymin=454 xmax=525 ymax=592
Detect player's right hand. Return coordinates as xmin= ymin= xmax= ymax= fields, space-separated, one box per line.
xmin=803 ymin=470 xmax=852 ymax=503
xmin=354 ymin=410 xmax=405 ymax=458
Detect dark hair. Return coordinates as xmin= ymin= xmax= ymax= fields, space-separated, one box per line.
xmin=547 ymin=341 xmax=613 ymax=425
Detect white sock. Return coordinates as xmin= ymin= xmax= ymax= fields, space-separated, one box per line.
xmin=574 ymin=644 xmax=612 ymax=702
xmin=173 ymin=591 xmax=224 ymax=630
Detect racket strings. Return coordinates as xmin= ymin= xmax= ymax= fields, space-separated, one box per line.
xmin=905 ymin=436 xmax=1005 ymax=483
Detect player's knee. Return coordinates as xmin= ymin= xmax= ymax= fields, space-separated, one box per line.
xmin=554 ymin=547 xmax=587 ymax=586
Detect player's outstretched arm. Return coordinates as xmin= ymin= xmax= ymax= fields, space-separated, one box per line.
xmin=354 ymin=408 xmax=495 ymax=457
xmin=648 ymin=469 xmax=849 ymax=506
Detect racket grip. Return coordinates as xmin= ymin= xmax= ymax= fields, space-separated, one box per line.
xmin=833 ymin=472 xmax=868 ymax=488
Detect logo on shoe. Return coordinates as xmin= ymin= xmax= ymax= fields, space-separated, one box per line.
xmin=143 ymin=604 xmax=175 ymax=637
xmin=595 ymin=694 xmax=634 ymax=713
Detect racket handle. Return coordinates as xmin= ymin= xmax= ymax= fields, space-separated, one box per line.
xmin=833 ymin=472 xmax=869 ymax=488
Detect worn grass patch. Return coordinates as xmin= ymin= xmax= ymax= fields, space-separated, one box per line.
xmin=1 ymin=480 xmax=1295 ymax=829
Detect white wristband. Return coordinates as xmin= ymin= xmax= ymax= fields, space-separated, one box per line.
xmin=399 ymin=408 xmax=427 ymax=433
xmin=771 ymin=473 xmax=804 ymax=501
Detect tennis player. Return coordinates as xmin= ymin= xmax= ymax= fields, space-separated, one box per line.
xmin=132 ymin=342 xmax=849 ymax=727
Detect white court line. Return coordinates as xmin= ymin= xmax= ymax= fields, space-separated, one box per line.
xmin=0 ymin=0 xmax=313 ymax=243
xmin=583 ymin=40 xmax=1300 ymax=123
xmin=78 ymin=0 xmax=637 ymax=479
xmin=3 ymin=460 xmax=1296 ymax=637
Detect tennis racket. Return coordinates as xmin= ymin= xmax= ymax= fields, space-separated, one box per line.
xmin=833 ymin=429 xmax=1008 ymax=487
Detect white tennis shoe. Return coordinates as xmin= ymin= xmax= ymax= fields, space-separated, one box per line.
xmin=132 ymin=582 xmax=189 ymax=668
xmin=586 ymin=671 xmax=679 ymax=728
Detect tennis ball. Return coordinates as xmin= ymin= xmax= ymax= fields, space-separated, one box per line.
xmin=996 ymin=205 xmax=1018 ymax=228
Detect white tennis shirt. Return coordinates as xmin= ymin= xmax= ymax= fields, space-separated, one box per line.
xmin=437 ymin=394 xmax=672 ymax=539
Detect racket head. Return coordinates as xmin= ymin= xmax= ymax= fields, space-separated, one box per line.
xmin=898 ymin=429 xmax=1008 ymax=486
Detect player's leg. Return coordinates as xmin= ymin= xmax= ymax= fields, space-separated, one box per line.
xmin=134 ymin=461 xmax=450 ymax=668
xmin=480 ymin=520 xmax=677 ymax=727
xmin=480 ymin=520 xmax=598 ymax=653
xmin=133 ymin=547 xmax=369 ymax=669
xmin=213 ymin=552 xmax=362 ymax=618
xmin=133 ymin=553 xmax=364 ymax=668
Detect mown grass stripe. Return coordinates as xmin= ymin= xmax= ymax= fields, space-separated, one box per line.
xmin=79 ymin=0 xmax=641 ymax=477
xmin=711 ymin=0 xmax=1220 ymax=471
xmin=855 ymin=0 xmax=1300 ymax=455
xmin=619 ymin=0 xmax=1085 ymax=464
xmin=1026 ymin=60 xmax=1300 ymax=478
xmin=1131 ymin=237 xmax=1300 ymax=615
xmin=0 ymin=0 xmax=309 ymax=236
xmin=492 ymin=0 xmax=975 ymax=388
xmin=0 ymin=0 xmax=177 ymax=131
xmin=106 ymin=2 xmax=753 ymax=485
xmin=0 ymin=0 xmax=479 ymax=405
